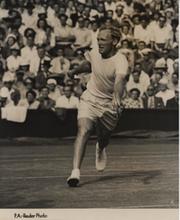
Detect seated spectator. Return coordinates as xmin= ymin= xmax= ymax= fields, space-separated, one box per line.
xmin=126 ymin=70 xmax=149 ymax=96
xmin=29 ymin=45 xmax=51 ymax=76
xmin=4 ymin=34 xmax=18 ymax=58
xmin=71 ymin=48 xmax=86 ymax=66
xmin=21 ymin=34 xmax=38 ymax=66
xmin=166 ymin=89 xmax=178 ymax=109
xmin=47 ymin=78 xmax=62 ymax=102
xmin=172 ymin=59 xmax=179 ymax=75
xmin=19 ymin=90 xmax=40 ymax=109
xmin=6 ymin=89 xmax=22 ymax=107
xmin=73 ymin=77 xmax=84 ymax=98
xmin=134 ymin=15 xmax=152 ymax=46
xmin=105 ymin=0 xmax=116 ymax=13
xmin=45 ymin=25 xmax=56 ymax=49
xmin=151 ymin=15 xmax=173 ymax=51
xmin=90 ymin=19 xmax=99 ymax=50
xmin=119 ymin=39 xmax=134 ymax=69
xmin=155 ymin=78 xmax=175 ymax=106
xmin=35 ymin=18 xmax=48 ymax=45
xmin=22 ymin=2 xmax=37 ymax=30
xmin=49 ymin=46 xmax=70 ymax=76
xmin=72 ymin=16 xmax=92 ymax=51
xmin=142 ymin=85 xmax=164 ymax=109
xmin=168 ymin=73 xmax=178 ymax=91
xmin=20 ymin=77 xmax=39 ymax=99
xmin=114 ymin=4 xmax=124 ymax=26
xmin=122 ymin=88 xmax=143 ymax=109
xmin=121 ymin=23 xmax=133 ymax=43
xmin=0 ymin=72 xmax=15 ymax=105
xmin=155 ymin=48 xmax=174 ymax=76
xmin=134 ymin=40 xmax=147 ymax=61
xmin=38 ymin=87 xmax=55 ymax=110
xmin=140 ymin=49 xmax=156 ymax=76
xmin=56 ymin=85 xmax=79 ymax=109
xmin=7 ymin=44 xmax=21 ymax=73
xmin=55 ymin=14 xmax=75 ymax=44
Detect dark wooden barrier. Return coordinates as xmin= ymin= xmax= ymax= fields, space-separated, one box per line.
xmin=0 ymin=109 xmax=178 ymax=138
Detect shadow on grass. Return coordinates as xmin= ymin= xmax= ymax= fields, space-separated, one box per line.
xmin=80 ymin=170 xmax=162 ymax=186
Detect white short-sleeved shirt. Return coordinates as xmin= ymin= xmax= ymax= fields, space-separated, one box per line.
xmin=84 ymin=49 xmax=128 ymax=100
xmin=56 ymin=95 xmax=79 ymax=109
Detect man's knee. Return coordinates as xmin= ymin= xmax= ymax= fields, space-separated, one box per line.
xmin=77 ymin=120 xmax=93 ymax=138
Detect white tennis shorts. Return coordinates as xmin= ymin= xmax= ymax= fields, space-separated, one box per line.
xmin=78 ymin=90 xmax=120 ymax=131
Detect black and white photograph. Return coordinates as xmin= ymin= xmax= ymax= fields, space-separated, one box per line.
xmin=0 ymin=0 xmax=178 ymax=219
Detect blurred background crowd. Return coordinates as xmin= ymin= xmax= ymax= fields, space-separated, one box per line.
xmin=0 ymin=0 xmax=178 ymax=111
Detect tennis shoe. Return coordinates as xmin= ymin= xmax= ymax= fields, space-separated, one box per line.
xmin=95 ymin=143 xmax=107 ymax=172
xmin=67 ymin=169 xmax=80 ymax=187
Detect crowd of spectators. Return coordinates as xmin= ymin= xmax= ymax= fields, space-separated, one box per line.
xmin=0 ymin=0 xmax=179 ymax=111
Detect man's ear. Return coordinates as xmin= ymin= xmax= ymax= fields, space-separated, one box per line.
xmin=112 ymin=38 xmax=119 ymax=46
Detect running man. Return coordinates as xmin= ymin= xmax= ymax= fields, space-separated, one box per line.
xmin=67 ymin=25 xmax=129 ymax=187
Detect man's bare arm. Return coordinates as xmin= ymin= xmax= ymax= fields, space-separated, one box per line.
xmin=68 ymin=60 xmax=91 ymax=78
xmin=112 ymin=75 xmax=127 ymax=109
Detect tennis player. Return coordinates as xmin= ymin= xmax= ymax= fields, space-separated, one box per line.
xmin=67 ymin=25 xmax=128 ymax=187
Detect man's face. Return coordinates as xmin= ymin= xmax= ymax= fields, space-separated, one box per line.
xmin=147 ymin=86 xmax=154 ymax=96
xmin=132 ymin=72 xmax=140 ymax=83
xmin=160 ymin=84 xmax=167 ymax=91
xmin=64 ymin=86 xmax=72 ymax=98
xmin=173 ymin=62 xmax=179 ymax=73
xmin=83 ymin=7 xmax=91 ymax=17
xmin=57 ymin=48 xmax=64 ymax=57
xmin=172 ymin=74 xmax=178 ymax=84
xmin=154 ymin=13 xmax=159 ymax=21
xmin=154 ymin=72 xmax=162 ymax=82
xmin=27 ymin=93 xmax=35 ymax=103
xmin=141 ymin=19 xmax=147 ymax=29
xmin=53 ymin=4 xmax=59 ymax=13
xmin=38 ymin=48 xmax=45 ymax=58
xmin=41 ymin=88 xmax=49 ymax=98
xmin=116 ymin=7 xmax=123 ymax=17
xmin=134 ymin=64 xmax=141 ymax=72
xmin=98 ymin=3 xmax=105 ymax=13
xmin=11 ymin=49 xmax=19 ymax=57
xmin=26 ymin=36 xmax=34 ymax=47
xmin=122 ymin=40 xmax=128 ymax=48
xmin=159 ymin=17 xmax=166 ymax=28
xmin=133 ymin=16 xmax=140 ymax=25
xmin=122 ymin=25 xmax=129 ymax=34
xmin=0 ymin=1 xmax=6 ymax=8
xmin=77 ymin=4 xmax=84 ymax=13
xmin=92 ymin=22 xmax=98 ymax=31
xmin=47 ymin=83 xmax=56 ymax=91
xmin=60 ymin=16 xmax=67 ymax=26
xmin=107 ymin=10 xmax=113 ymax=19
xmin=97 ymin=29 xmax=114 ymax=58
xmin=175 ymin=91 xmax=179 ymax=100
xmin=138 ymin=42 xmax=145 ymax=50
xmin=130 ymin=90 xmax=139 ymax=100
xmin=78 ymin=18 xmax=84 ymax=28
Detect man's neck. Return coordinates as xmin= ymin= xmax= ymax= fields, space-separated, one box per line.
xmin=102 ymin=48 xmax=117 ymax=59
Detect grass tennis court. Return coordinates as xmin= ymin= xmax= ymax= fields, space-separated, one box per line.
xmin=0 ymin=136 xmax=178 ymax=208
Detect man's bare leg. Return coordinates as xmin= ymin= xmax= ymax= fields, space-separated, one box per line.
xmin=67 ymin=118 xmax=94 ymax=187
xmin=95 ymin=121 xmax=111 ymax=171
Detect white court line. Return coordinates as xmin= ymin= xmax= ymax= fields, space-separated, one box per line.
xmin=0 ymin=172 xmax=177 ymax=180
xmin=0 ymin=154 xmax=177 ymax=162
